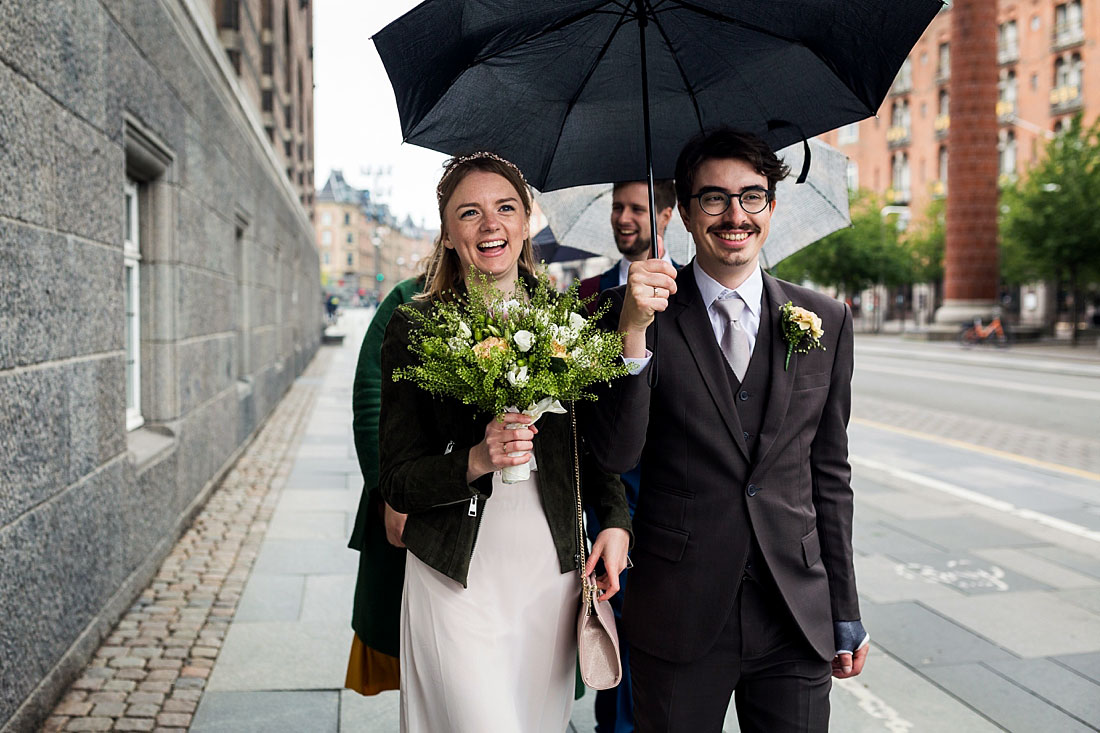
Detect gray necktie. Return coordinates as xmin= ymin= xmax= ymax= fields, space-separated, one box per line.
xmin=714 ymin=296 xmax=750 ymax=381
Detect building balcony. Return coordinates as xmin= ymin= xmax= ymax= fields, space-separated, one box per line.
xmin=1050 ymin=84 xmax=1083 ymax=114
xmin=996 ymin=100 xmax=1017 ymax=123
xmin=934 ymin=114 xmax=950 ymax=139
xmin=1052 ymin=24 xmax=1085 ymax=52
xmin=890 ymin=79 xmax=913 ymax=96
xmin=886 ymin=187 xmax=911 ymax=205
xmin=886 ymin=125 xmax=911 ymax=148
xmin=997 ymin=44 xmax=1020 ymax=65
xmin=930 ymin=180 xmax=946 ymax=199
xmin=935 ymin=66 xmax=950 ymax=85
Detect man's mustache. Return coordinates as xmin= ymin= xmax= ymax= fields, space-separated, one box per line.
xmin=706 ymin=224 xmax=759 ymax=234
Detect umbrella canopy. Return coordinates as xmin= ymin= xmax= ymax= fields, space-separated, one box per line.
xmin=531 ymin=226 xmax=601 ymax=263
xmin=374 ymin=0 xmax=941 ymax=192
xmin=535 ymin=137 xmax=851 ymax=269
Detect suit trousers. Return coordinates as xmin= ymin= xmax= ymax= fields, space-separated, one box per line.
xmin=630 ymin=571 xmax=831 ymax=733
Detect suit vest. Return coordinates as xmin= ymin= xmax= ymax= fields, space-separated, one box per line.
xmin=722 ymin=292 xmax=780 ymax=586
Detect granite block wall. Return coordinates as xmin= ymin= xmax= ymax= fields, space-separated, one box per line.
xmin=0 ymin=1 xmax=320 ymax=730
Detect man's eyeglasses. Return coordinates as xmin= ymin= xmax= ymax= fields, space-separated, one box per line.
xmin=689 ymin=187 xmax=774 ymax=216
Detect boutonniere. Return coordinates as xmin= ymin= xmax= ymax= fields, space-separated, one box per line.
xmin=779 ymin=301 xmax=825 ymax=370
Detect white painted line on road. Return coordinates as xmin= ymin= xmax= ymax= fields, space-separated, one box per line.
xmin=857 ymin=362 xmax=1100 ymax=401
xmin=856 ymin=343 xmax=1100 ymax=379
xmin=835 ymin=676 xmax=914 ymax=733
xmin=852 ymin=456 xmax=1100 ymax=544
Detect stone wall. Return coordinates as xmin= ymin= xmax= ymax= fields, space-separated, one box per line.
xmin=0 ymin=1 xmax=320 ymax=730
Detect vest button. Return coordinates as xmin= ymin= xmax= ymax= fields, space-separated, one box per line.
xmin=743 ymin=431 xmax=750 ymax=440
xmin=739 ymin=390 xmax=749 ymax=401
xmin=747 ymin=483 xmax=758 ymax=497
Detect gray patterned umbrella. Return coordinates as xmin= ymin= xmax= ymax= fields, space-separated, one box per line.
xmin=535 ymin=138 xmax=851 ymax=269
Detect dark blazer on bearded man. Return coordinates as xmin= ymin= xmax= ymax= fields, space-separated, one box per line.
xmin=584 ymin=261 xmax=859 ymax=665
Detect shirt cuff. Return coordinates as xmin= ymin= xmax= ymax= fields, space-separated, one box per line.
xmin=622 ymin=350 xmax=653 ymax=375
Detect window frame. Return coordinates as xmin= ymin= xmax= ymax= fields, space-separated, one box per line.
xmin=124 ymin=178 xmax=144 ymax=431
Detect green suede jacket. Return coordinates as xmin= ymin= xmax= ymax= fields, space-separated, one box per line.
xmin=348 ymin=276 xmax=421 ymax=656
xmin=378 ymin=294 xmax=633 ymax=588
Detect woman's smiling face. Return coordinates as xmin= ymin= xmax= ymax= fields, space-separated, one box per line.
xmin=442 ymin=170 xmax=529 ymax=286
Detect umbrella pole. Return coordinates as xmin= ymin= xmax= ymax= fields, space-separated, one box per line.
xmin=635 ymin=1 xmax=660 ymax=261
xmin=636 ymin=0 xmax=660 ymax=387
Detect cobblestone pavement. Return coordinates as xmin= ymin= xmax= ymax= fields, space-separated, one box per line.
xmin=853 ymin=394 xmax=1100 ymax=477
xmin=40 ymin=349 xmax=332 ymax=733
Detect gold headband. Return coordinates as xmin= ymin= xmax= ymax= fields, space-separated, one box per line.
xmin=436 ymin=151 xmax=529 ymax=203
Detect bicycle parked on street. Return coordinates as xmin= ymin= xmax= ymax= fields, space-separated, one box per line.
xmin=958 ymin=316 xmax=1012 ymax=348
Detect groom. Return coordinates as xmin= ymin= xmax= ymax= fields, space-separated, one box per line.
xmin=587 ymin=129 xmax=867 ymax=732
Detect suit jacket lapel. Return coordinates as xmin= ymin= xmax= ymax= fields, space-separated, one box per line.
xmin=673 ymin=267 xmax=750 ymax=461
xmin=755 ymin=273 xmax=797 ymax=471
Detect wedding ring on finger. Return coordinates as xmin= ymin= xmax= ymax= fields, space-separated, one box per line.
xmin=653 ymin=286 xmax=661 ymax=298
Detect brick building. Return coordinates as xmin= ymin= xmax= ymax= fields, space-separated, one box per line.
xmin=820 ymin=0 xmax=1094 ymax=227
xmin=817 ymin=0 xmax=1094 ymax=329
xmin=315 ymin=171 xmax=436 ymax=303
xmin=212 ymin=0 xmax=316 ymax=215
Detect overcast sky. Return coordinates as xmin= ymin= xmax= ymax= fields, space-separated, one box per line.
xmin=313 ymin=0 xmax=447 ymax=229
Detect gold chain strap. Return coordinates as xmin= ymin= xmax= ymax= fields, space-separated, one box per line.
xmin=571 ymin=404 xmax=594 ymax=610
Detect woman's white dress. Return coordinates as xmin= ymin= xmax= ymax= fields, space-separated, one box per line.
xmin=400 ymin=471 xmax=579 ymax=732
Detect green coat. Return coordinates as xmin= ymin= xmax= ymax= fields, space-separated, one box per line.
xmin=379 ymin=290 xmax=633 ymax=588
xmin=348 ymin=277 xmax=422 ymax=657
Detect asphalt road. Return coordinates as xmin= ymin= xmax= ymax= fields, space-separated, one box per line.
xmin=852 ymin=337 xmax=1100 ymax=441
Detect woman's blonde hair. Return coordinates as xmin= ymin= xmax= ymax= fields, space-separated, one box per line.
xmin=420 ymin=152 xmax=537 ymax=301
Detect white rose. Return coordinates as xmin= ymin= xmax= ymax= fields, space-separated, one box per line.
xmin=506 ymin=365 xmax=529 ymax=386
xmin=513 ymin=330 xmax=534 ymax=352
xmin=457 ymin=321 xmax=472 ymax=339
xmin=569 ymin=312 xmax=586 ymax=330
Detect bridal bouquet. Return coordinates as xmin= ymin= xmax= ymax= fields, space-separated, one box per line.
xmin=393 ymin=269 xmax=630 ymax=482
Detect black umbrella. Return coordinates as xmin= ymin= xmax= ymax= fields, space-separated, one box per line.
xmin=532 ymin=226 xmax=602 ymax=264
xmin=375 ymin=0 xmax=941 ymax=257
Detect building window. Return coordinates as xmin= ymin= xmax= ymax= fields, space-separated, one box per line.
xmin=323 ymin=252 xmax=330 ymax=265
xmin=998 ymin=20 xmax=1019 ymax=63
xmin=346 ymin=232 xmax=353 ymax=244
xmin=124 ymin=179 xmax=143 ymax=431
xmin=347 ymin=253 xmax=354 ymax=266
xmin=322 ymin=212 xmax=331 ymax=225
xmin=845 ymin=160 xmax=859 ymax=191
xmin=998 ymin=69 xmax=1018 ymax=118
xmin=938 ymin=145 xmax=948 ymax=190
xmin=344 ymin=212 xmax=351 ymax=225
xmin=837 ymin=122 xmax=859 ymax=145
xmin=937 ymin=42 xmax=950 ymax=81
xmin=890 ymin=151 xmax=910 ymax=203
xmin=322 ymin=230 xmax=332 ymax=245
xmin=892 ymin=58 xmax=913 ymax=94
xmin=1054 ymin=1 xmax=1084 ymax=47
xmin=999 ymin=129 xmax=1017 ymax=180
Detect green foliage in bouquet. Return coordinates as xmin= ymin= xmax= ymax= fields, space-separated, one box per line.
xmin=392 ymin=268 xmax=630 ymax=415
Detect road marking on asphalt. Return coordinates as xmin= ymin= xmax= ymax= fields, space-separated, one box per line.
xmin=834 ymin=676 xmax=914 ymax=732
xmin=852 ymin=418 xmax=1100 ymax=483
xmin=857 ymin=362 xmax=1100 ymax=401
xmin=852 ymin=455 xmax=1100 ymax=544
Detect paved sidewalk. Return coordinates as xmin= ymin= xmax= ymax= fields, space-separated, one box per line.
xmin=41 ymin=348 xmax=330 ymax=732
xmin=42 ymin=308 xmax=1100 ymax=732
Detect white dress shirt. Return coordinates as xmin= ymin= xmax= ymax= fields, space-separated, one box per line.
xmin=692 ymin=259 xmax=763 ymax=355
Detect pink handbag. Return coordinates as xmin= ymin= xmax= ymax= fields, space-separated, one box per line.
xmin=571 ymin=407 xmax=623 ymax=690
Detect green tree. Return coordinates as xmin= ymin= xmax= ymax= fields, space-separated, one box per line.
xmin=773 ymin=190 xmax=910 ymax=297
xmin=1000 ymin=114 xmax=1100 ymax=344
xmin=906 ymin=196 xmax=945 ymax=284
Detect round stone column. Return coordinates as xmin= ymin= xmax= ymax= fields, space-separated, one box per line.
xmin=934 ymin=0 xmax=1001 ymax=328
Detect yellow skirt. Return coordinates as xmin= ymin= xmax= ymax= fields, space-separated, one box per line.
xmin=344 ymin=633 xmax=400 ymax=696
